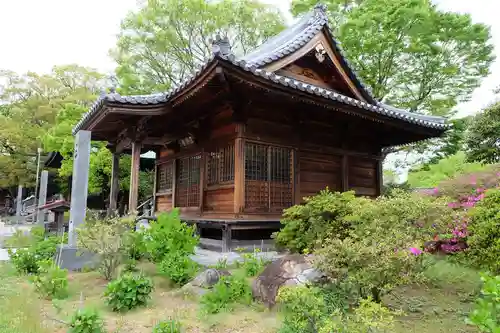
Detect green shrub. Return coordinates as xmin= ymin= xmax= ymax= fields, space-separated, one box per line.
xmin=33 ymin=236 xmax=59 ymax=261
xmin=68 ymin=307 xmax=105 ymax=333
xmin=145 ymin=209 xmax=199 ymax=263
xmin=277 ymin=285 xmax=399 ymax=333
xmin=468 ymin=273 xmax=500 ymax=333
xmin=7 ymin=232 xmax=59 ymax=275
xmin=159 ymin=252 xmax=198 ymax=286
xmin=275 ymin=189 xmax=361 ymax=253
xmin=125 ymin=229 xmax=147 ymax=260
xmin=8 ymin=248 xmax=40 ymax=274
xmin=104 ymin=272 xmax=154 ymax=312
xmin=77 ymin=216 xmax=132 ymax=280
xmin=30 ymin=226 xmax=46 ymax=243
xmin=240 ymin=249 xmax=266 ymax=277
xmin=466 ymin=188 xmax=500 ymax=274
xmin=32 ymin=261 xmax=69 ymax=299
xmin=277 ymin=286 xmax=327 ymax=333
xmin=200 ymin=274 xmax=252 ymax=314
xmin=122 ymin=259 xmax=139 ymax=274
xmin=319 ymin=298 xmax=400 ymax=333
xmin=314 ymin=190 xmax=455 ymax=302
xmin=153 ymin=319 xmax=183 ymax=333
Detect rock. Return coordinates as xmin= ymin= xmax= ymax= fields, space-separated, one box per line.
xmin=180 ymin=284 xmax=210 ymax=297
xmin=181 ymin=268 xmax=231 ymax=297
xmin=252 ymin=254 xmax=326 ymax=307
xmin=190 ymin=268 xmax=231 ymax=288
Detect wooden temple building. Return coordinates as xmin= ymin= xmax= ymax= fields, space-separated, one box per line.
xmin=72 ymin=4 xmax=448 ymax=251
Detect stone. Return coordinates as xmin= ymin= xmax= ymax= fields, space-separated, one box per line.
xmin=56 ymin=245 xmax=97 ymax=271
xmin=181 ymin=268 xmax=231 ymax=296
xmin=190 ymin=268 xmax=231 ymax=288
xmin=68 ymin=130 xmax=91 ymax=247
xmin=252 ymin=254 xmax=326 ymax=307
xmin=37 ymin=171 xmax=48 ymax=226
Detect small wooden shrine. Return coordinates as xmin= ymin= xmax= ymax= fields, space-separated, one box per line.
xmin=72 ymin=4 xmax=448 ymax=251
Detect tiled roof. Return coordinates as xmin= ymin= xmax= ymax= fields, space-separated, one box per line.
xmin=242 ymin=3 xmax=376 ymax=103
xmin=72 ymin=4 xmax=448 ymax=135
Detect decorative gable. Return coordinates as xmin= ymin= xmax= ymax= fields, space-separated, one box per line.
xmin=242 ymin=4 xmax=373 ymax=103
xmin=273 ymin=36 xmax=363 ymax=99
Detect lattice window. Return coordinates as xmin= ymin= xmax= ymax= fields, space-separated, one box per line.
xmin=156 ymin=161 xmax=173 ymax=193
xmin=176 ymin=155 xmax=201 ymax=207
xmin=244 ymin=143 xmax=293 ymax=212
xmin=207 ymin=144 xmax=235 ymax=185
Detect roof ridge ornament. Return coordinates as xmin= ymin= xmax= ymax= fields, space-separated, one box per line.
xmin=211 ymin=33 xmax=232 ymax=57
xmin=313 ymin=3 xmax=328 ymax=18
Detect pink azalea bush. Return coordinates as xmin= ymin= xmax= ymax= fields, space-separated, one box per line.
xmin=428 ymin=170 xmax=500 ymax=254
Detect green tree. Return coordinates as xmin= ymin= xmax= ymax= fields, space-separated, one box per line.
xmin=0 ymin=65 xmax=104 ymax=189
xmin=292 ymin=0 xmax=494 ymax=117
xmin=112 ymin=0 xmax=285 ymax=94
xmin=465 ymin=101 xmax=500 ymax=164
xmin=43 ymin=103 xmax=154 ymax=202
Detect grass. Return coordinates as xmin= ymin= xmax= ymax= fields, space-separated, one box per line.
xmin=0 ymin=257 xmax=483 ymax=333
xmin=0 ymin=263 xmax=57 ymax=333
xmin=385 ymin=257 xmax=481 ymax=333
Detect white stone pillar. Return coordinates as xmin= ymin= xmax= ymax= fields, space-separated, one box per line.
xmin=37 ymin=170 xmax=48 ymax=226
xmin=68 ymin=130 xmax=91 ymax=247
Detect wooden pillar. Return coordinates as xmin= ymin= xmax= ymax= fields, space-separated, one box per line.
xmin=171 ymin=160 xmax=176 ymax=208
xmin=376 ymin=158 xmax=383 ymax=196
xmin=342 ymin=155 xmax=349 ymax=192
xmin=199 ymin=151 xmax=205 ymax=214
xmin=152 ymin=163 xmax=158 ymax=213
xmin=293 ymin=149 xmax=300 ymax=205
xmin=129 ymin=141 xmax=141 ymax=214
xmin=108 ymin=151 xmax=120 ymax=215
xmin=222 ymin=224 xmax=232 ymax=253
xmin=233 ymin=124 xmax=245 ymax=216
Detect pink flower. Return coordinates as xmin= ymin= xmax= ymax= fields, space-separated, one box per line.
xmin=409 ymin=247 xmax=423 ymax=256
xmin=432 ymin=187 xmax=439 ymax=194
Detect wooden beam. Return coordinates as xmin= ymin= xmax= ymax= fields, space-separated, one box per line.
xmin=128 ymin=141 xmax=141 ymax=213
xmin=216 ymin=66 xmax=250 ymax=123
xmin=108 ymin=151 xmax=120 ymax=215
xmin=107 ymin=105 xmax=170 ymax=116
